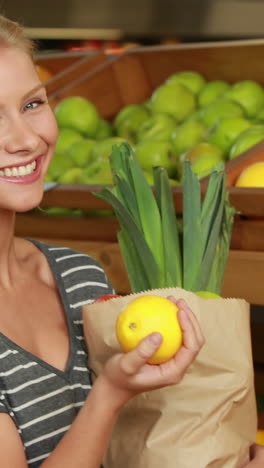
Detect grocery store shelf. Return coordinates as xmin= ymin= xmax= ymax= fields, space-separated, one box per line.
xmin=24 ymin=27 xmax=124 ymax=41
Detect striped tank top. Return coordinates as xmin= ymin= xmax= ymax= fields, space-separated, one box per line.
xmin=0 ymin=239 xmax=114 ymax=467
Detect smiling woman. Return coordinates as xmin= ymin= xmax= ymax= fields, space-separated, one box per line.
xmin=0 ymin=15 xmax=206 ymax=468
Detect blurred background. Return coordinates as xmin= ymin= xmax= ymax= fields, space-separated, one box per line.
xmin=3 ymin=0 xmax=264 ymax=52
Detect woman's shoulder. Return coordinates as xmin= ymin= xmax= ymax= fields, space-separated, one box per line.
xmin=28 ymin=239 xmax=115 ymax=297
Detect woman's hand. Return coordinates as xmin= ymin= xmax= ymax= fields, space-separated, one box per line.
xmin=100 ymin=297 xmax=205 ymax=408
xmin=243 ymin=444 xmax=264 ymax=467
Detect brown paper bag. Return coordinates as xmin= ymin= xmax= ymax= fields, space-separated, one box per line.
xmin=82 ymin=288 xmax=257 ymax=468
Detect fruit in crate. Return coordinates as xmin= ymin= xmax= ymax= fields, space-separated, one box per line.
xmin=166 ymin=70 xmax=206 ymax=95
xmin=136 ymin=113 xmax=177 ymax=142
xmin=46 ymin=152 xmax=74 ymax=181
xmin=179 ymin=143 xmax=224 ymax=178
xmin=171 ymin=120 xmax=207 ymax=157
xmin=55 ymin=128 xmax=84 ymax=155
xmin=224 ymin=80 xmax=264 ymax=118
xmin=198 ymin=80 xmax=231 ymax=107
xmin=94 ymin=119 xmax=113 ymax=140
xmin=114 ymin=104 xmax=150 ymax=144
xmin=206 ymin=116 xmax=252 ymax=155
xmin=134 ymin=140 xmax=177 ymax=177
xmin=229 ymin=125 xmax=264 ymax=159
xmin=181 ymin=142 xmax=224 ymax=164
xmin=116 ymin=295 xmax=182 ymax=365
xmin=200 ymin=98 xmax=245 ymax=128
xmin=91 ymin=137 xmax=127 ymax=161
xmin=57 ymin=167 xmax=82 ymax=184
xmin=50 ymin=70 xmax=264 ymax=187
xmin=66 ymin=139 xmax=97 ymax=168
xmin=191 ymin=152 xmax=224 ymax=179
xmin=55 ymin=96 xmax=100 ymax=138
xmin=77 ymin=159 xmax=113 ymax=185
xmin=235 ymin=161 xmax=264 ymax=187
xmin=150 ymin=82 xmax=196 ymax=122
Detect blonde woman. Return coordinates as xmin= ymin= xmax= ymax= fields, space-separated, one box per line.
xmin=0 ymin=14 xmax=259 ymax=468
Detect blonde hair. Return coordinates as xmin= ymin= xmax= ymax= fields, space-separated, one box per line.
xmin=0 ymin=15 xmax=35 ymax=58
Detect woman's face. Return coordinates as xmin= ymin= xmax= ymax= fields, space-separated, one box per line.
xmin=0 ymin=46 xmax=58 ymax=213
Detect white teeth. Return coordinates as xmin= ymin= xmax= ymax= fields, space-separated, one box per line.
xmin=0 ymin=160 xmax=36 ymax=177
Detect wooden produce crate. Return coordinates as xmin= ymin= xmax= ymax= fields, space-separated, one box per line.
xmin=46 ymin=39 xmax=264 ymax=119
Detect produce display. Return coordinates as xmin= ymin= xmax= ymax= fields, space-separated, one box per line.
xmin=45 ymin=70 xmax=264 ymax=188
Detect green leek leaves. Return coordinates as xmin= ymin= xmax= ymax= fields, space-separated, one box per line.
xmin=94 ymin=142 xmax=235 ymax=294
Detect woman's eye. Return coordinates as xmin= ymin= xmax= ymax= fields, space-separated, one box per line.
xmin=24 ymin=99 xmax=45 ymax=111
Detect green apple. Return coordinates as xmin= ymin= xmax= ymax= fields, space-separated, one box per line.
xmin=47 ymin=151 xmax=74 ymax=181
xmin=184 ymin=108 xmax=204 ymax=123
xmin=134 ymin=140 xmax=177 ymax=177
xmin=55 ymin=128 xmax=84 ymax=154
xmin=136 ymin=113 xmax=177 ymax=142
xmin=181 ymin=142 xmax=224 ymax=164
xmin=198 ymin=80 xmax=231 ymax=108
xmin=150 ymin=83 xmax=196 ymax=123
xmin=57 ymin=167 xmax=82 ymax=184
xmin=171 ymin=120 xmax=207 ymax=157
xmin=44 ymin=207 xmax=81 ymax=216
xmin=143 ymin=170 xmax=180 ymax=186
xmin=91 ymin=137 xmax=127 ymax=161
xmin=78 ymin=160 xmax=113 ymax=185
xmin=200 ymin=98 xmax=245 ymax=128
xmin=254 ymin=107 xmax=264 ymax=124
xmin=166 ymin=71 xmax=206 ymax=95
xmin=195 ymin=291 xmax=221 ymax=298
xmin=66 ymin=139 xmax=97 ymax=168
xmin=94 ymin=119 xmax=113 ymax=140
xmin=228 ymin=125 xmax=264 ymax=159
xmin=54 ymin=96 xmax=100 ymax=137
xmin=206 ymin=116 xmax=252 ymax=155
xmin=114 ymin=104 xmax=150 ymax=144
xmin=191 ymin=152 xmax=224 ymax=178
xmin=224 ymin=80 xmax=264 ymax=118
xmin=179 ymin=142 xmax=224 ymax=178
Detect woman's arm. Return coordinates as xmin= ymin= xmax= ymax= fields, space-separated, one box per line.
xmin=0 ymin=299 xmax=204 ymax=468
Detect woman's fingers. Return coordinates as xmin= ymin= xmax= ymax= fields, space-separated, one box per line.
xmin=176 ymin=298 xmax=205 ymax=347
xmin=119 ymin=333 xmax=163 ymax=376
xmin=167 ymin=296 xmax=204 ymax=347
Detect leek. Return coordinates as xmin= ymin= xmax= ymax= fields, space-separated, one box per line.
xmin=94 ymin=142 xmax=235 ymax=294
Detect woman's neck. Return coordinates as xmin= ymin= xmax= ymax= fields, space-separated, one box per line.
xmin=0 ymin=209 xmax=20 ymax=288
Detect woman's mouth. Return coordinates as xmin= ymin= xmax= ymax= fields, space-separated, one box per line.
xmin=0 ymin=160 xmax=36 ymax=177
xmin=0 ymin=156 xmax=42 ymax=184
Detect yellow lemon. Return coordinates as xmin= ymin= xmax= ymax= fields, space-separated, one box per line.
xmin=116 ymin=295 xmax=182 ymax=365
xmin=256 ymin=429 xmax=264 ymax=445
xmin=235 ymin=161 xmax=264 ymax=187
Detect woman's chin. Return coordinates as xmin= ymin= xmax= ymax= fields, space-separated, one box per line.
xmin=15 ymin=189 xmax=44 ymax=213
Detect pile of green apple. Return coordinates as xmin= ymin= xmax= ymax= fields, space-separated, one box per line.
xmin=46 ymin=71 xmax=264 ymax=187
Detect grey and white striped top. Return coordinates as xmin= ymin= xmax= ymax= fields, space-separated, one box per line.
xmin=0 ymin=239 xmax=114 ymax=467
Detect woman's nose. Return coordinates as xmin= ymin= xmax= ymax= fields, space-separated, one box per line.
xmin=4 ymin=115 xmax=40 ymax=154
